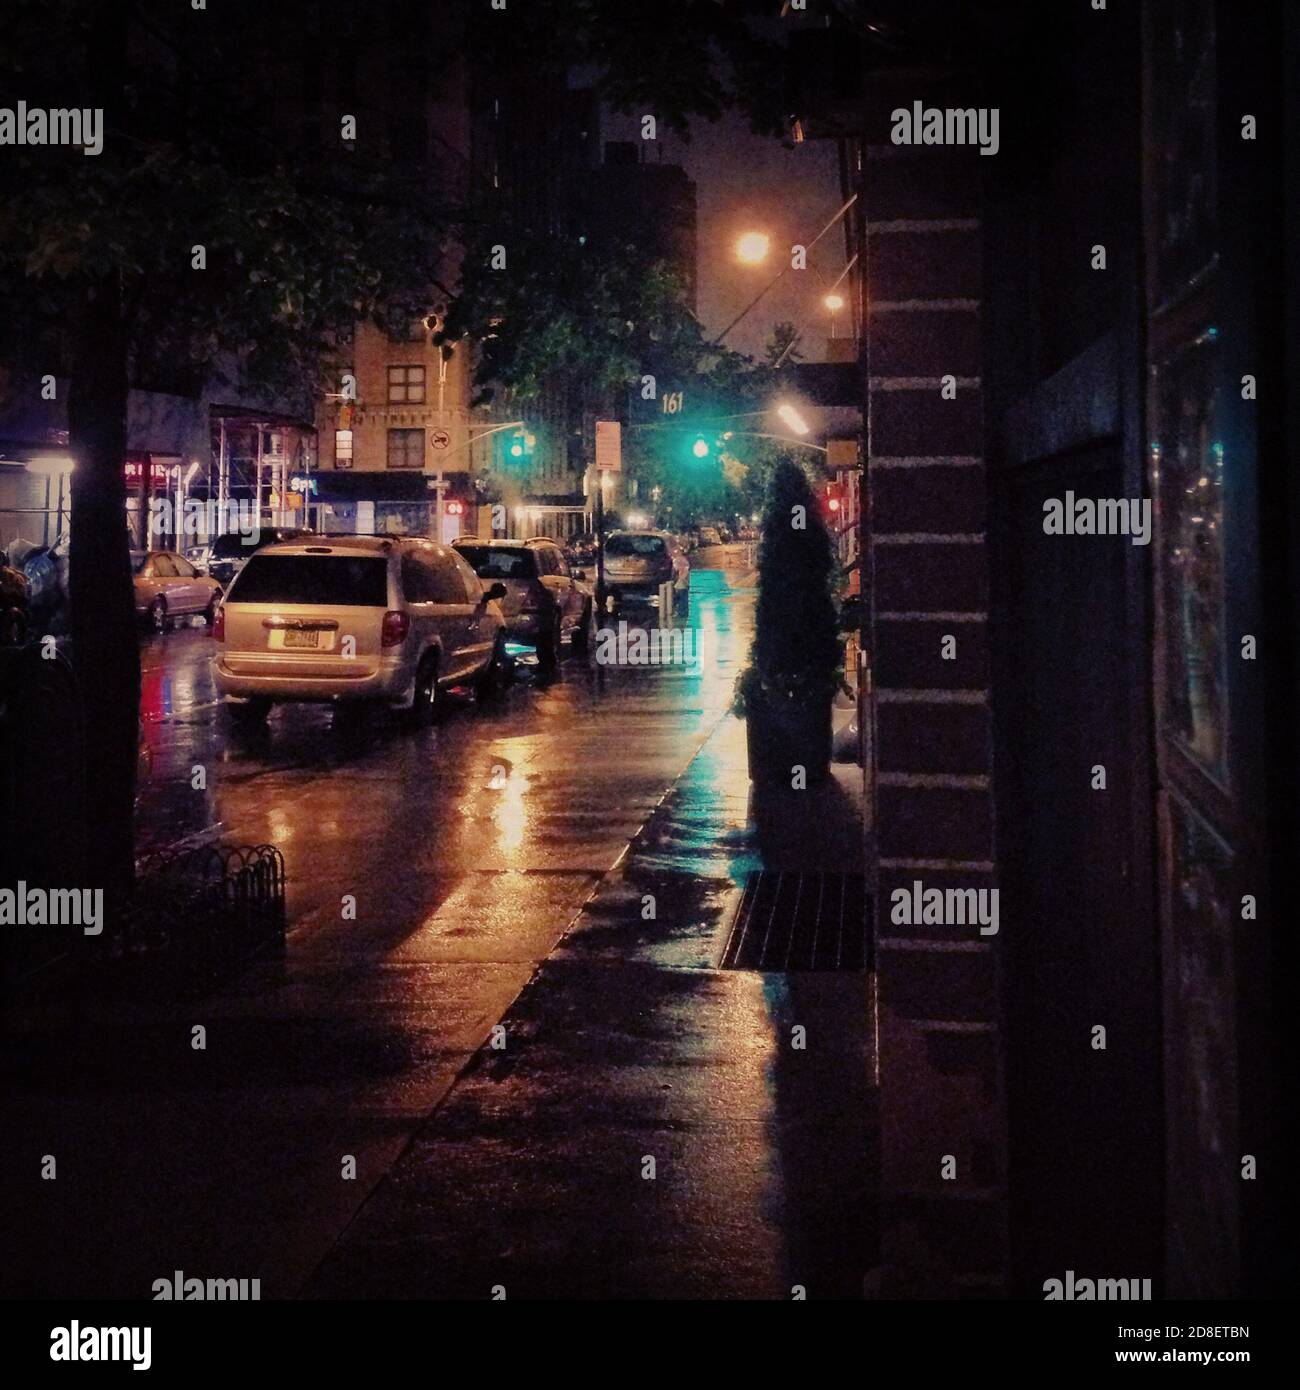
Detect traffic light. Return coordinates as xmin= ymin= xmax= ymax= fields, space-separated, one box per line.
xmin=691 ymin=436 xmax=711 ymax=459
xmin=823 ymin=481 xmax=843 ymax=518
xmin=507 ymin=429 xmax=536 ymax=461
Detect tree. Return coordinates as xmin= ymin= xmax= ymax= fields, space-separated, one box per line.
xmin=0 ymin=1 xmax=453 ymax=910
xmin=462 ymin=0 xmax=791 ymax=140
xmin=765 ymin=321 xmax=805 ymax=367
xmin=438 ymin=232 xmax=706 ymax=406
xmin=752 ymin=461 xmax=838 ymax=684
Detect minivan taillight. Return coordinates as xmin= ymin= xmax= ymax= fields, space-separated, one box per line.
xmin=212 ymin=605 xmax=225 ymax=641
xmin=381 ymin=610 xmax=410 ymax=647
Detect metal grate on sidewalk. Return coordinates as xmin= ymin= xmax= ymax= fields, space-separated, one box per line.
xmin=719 ymin=871 xmax=870 ymax=972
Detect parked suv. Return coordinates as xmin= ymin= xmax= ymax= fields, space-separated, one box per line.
xmin=212 ymin=536 xmax=510 ymax=724
xmin=602 ymin=530 xmax=690 ymax=609
xmin=208 ymin=526 xmax=312 ymax=588
xmin=453 ymin=536 xmax=593 ymax=667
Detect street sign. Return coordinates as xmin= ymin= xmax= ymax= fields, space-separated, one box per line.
xmin=595 ymin=420 xmax=621 ymax=472
xmin=429 ymin=428 xmax=451 ymax=450
xmin=826 ymin=438 xmax=860 ymax=470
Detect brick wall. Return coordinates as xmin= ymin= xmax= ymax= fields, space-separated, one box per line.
xmin=863 ymin=72 xmax=1007 ymax=1297
xmin=320 ymin=322 xmax=473 ymax=474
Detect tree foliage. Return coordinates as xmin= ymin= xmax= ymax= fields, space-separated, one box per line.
xmin=439 ymin=233 xmax=706 ymax=407
xmin=0 ymin=3 xmax=452 ymax=407
xmin=751 ymin=460 xmax=839 ymax=687
xmin=0 ymin=0 xmax=457 ymax=904
xmin=464 ymin=0 xmax=791 ymax=139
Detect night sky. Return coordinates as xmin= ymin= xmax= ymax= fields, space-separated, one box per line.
xmin=603 ymin=107 xmax=844 ymax=362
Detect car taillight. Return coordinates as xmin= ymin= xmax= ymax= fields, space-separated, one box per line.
xmin=212 ymin=606 xmax=225 ymax=641
xmin=381 ymin=610 xmax=409 ymax=647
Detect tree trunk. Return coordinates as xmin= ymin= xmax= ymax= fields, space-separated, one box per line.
xmin=67 ymin=273 xmax=139 ymax=918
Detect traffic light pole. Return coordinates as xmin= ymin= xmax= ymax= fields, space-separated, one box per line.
xmin=594 ymin=468 xmax=607 ymax=613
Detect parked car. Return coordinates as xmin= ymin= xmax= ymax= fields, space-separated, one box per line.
xmin=212 ymin=535 xmax=510 ymax=724
xmin=696 ymin=526 xmax=722 ymax=548
xmin=133 ymin=549 xmax=223 ymax=632
xmin=454 ymin=536 xmax=593 ymax=667
xmin=602 ymin=529 xmax=690 ymax=610
xmin=185 ymin=542 xmax=213 ymax=574
xmin=208 ymin=526 xmax=312 ymax=589
xmin=564 ymin=533 xmax=600 ymax=569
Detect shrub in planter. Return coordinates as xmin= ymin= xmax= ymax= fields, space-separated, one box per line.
xmin=733 ymin=460 xmax=840 ymax=784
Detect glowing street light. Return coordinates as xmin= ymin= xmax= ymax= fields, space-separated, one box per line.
xmin=25 ymin=455 xmax=75 ymax=547
xmin=823 ymin=290 xmax=846 ymax=340
xmin=25 ymin=454 xmax=75 ymax=475
xmin=776 ymin=403 xmax=810 ymax=436
xmin=735 ymin=231 xmax=770 ymax=265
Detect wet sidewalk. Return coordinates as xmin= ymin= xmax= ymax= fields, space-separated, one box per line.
xmin=307 ymin=715 xmax=878 ymax=1300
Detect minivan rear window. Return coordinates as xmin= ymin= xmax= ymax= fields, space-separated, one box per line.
xmin=455 ymin=546 xmax=537 ymax=580
xmin=605 ymin=533 xmax=665 ymax=557
xmin=228 ymin=554 xmax=388 ymax=606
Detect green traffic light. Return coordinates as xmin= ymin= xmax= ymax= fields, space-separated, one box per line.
xmin=692 ymin=437 xmax=710 ymax=459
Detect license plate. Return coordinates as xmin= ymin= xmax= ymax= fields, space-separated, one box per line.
xmin=282 ymin=629 xmax=320 ymax=648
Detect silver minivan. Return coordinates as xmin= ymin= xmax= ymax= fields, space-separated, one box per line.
xmin=212 ymin=536 xmax=510 ymax=723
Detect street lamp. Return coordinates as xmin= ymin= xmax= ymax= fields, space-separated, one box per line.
xmin=735 ymin=231 xmax=770 ymax=265
xmin=776 ymin=403 xmax=810 ymax=436
xmin=824 ymin=291 xmax=845 ymax=339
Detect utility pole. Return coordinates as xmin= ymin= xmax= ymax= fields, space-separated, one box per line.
xmin=594 ymin=468 xmax=606 ymax=612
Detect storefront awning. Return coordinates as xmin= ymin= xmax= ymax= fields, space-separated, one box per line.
xmin=296 ymin=470 xmax=476 ymax=504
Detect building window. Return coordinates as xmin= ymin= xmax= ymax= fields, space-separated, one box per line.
xmin=387 ymin=428 xmax=424 ymax=470
xmin=334 ymin=429 xmax=353 ymax=469
xmin=387 ymin=365 xmax=425 ymax=404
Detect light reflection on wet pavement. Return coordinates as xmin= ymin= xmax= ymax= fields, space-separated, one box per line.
xmin=5 ymin=547 xmax=876 ymax=1299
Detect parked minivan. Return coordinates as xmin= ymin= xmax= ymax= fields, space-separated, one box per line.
xmin=212 ymin=536 xmax=510 ymax=723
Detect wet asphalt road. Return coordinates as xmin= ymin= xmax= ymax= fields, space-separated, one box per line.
xmin=4 ymin=545 xmax=792 ymax=1297
xmin=135 ymin=546 xmax=754 ymax=874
